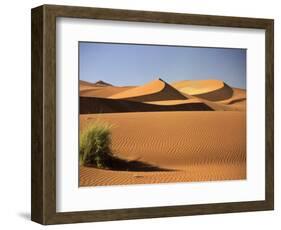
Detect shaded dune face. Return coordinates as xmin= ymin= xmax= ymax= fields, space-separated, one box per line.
xmin=110 ymin=78 xmax=188 ymax=102
xmin=216 ymin=88 xmax=246 ymax=111
xmin=80 ymin=97 xmax=213 ymax=114
xmin=221 ymin=88 xmax=246 ymax=104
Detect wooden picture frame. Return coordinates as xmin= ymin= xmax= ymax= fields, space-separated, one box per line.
xmin=31 ymin=4 xmax=274 ymax=225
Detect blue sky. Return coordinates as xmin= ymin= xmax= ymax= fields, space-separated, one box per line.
xmin=79 ymin=42 xmax=246 ymax=89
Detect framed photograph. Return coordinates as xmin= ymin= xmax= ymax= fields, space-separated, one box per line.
xmin=31 ymin=4 xmax=274 ymax=225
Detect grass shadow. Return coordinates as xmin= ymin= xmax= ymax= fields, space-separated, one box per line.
xmin=85 ymin=154 xmax=174 ymax=172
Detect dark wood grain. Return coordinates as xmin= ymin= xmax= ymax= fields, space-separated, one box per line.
xmin=31 ymin=4 xmax=274 ymax=225
xmin=31 ymin=5 xmax=44 ymax=224
xmin=265 ymin=20 xmax=274 ymax=210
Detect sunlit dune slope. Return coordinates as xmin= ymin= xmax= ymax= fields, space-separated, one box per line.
xmin=80 ymin=80 xmax=98 ymax=90
xmin=80 ymin=86 xmax=134 ymax=98
xmin=172 ymin=79 xmax=234 ymax=101
xmin=109 ymin=78 xmax=188 ymax=102
xmin=172 ymin=79 xmax=223 ymax=95
xmin=79 ymin=80 xmax=134 ymax=98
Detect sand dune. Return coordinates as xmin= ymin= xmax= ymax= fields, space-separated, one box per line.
xmin=172 ymin=79 xmax=225 ymax=95
xmin=80 ymin=80 xmax=112 ymax=87
xmin=172 ymin=80 xmax=234 ymax=101
xmin=110 ymin=78 xmax=188 ymax=102
xmin=80 ymin=96 xmax=213 ymax=114
xmin=80 ymin=79 xmax=246 ymax=110
xmin=193 ymin=83 xmax=233 ymax=101
xmin=146 ymin=93 xmax=244 ymax=111
xmin=80 ymin=80 xmax=98 ymax=91
xmin=187 ymin=94 xmax=245 ymax=111
xmin=171 ymin=79 xmax=246 ymax=110
xmin=80 ymin=80 xmax=97 ymax=87
xmin=196 ymin=99 xmax=235 ymax=111
xmin=216 ymin=88 xmax=246 ymax=111
xmin=80 ymin=86 xmax=134 ymax=98
xmin=145 ymin=98 xmax=202 ymax=105
xmin=93 ymin=80 xmax=113 ymax=87
xmin=80 ymin=111 xmax=246 ymax=186
xmin=79 ymin=78 xmax=246 ymax=186
xmin=79 ymin=80 xmax=135 ymax=98
xmin=220 ymin=88 xmax=246 ymax=104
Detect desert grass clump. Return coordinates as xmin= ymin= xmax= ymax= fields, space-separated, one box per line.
xmin=80 ymin=121 xmax=113 ymax=168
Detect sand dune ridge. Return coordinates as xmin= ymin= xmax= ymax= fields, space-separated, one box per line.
xmin=110 ymin=78 xmax=187 ymax=102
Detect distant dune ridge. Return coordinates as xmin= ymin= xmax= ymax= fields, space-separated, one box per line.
xmin=93 ymin=80 xmax=113 ymax=87
xmin=79 ymin=77 xmax=246 ymax=186
xmin=80 ymin=80 xmax=134 ymax=98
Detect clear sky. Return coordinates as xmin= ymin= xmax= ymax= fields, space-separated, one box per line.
xmin=79 ymin=42 xmax=246 ymax=89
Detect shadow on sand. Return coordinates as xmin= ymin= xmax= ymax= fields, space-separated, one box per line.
xmin=84 ymin=154 xmax=174 ymax=172
xmin=80 ymin=96 xmax=213 ymax=114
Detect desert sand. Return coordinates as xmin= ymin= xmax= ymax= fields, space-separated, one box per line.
xmin=79 ymin=78 xmax=246 ymax=186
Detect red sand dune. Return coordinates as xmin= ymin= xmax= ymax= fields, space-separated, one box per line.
xmin=172 ymin=79 xmax=234 ymax=101
xmin=79 ymin=78 xmax=247 ymax=186
xmin=220 ymin=88 xmax=246 ymax=104
xmin=92 ymin=80 xmax=113 ymax=87
xmin=80 ymin=80 xmax=112 ymax=87
xmin=80 ymin=86 xmax=134 ymax=98
xmin=79 ymin=80 xmax=135 ymax=98
xmin=172 ymin=79 xmax=224 ymax=95
xmin=171 ymin=80 xmax=246 ymax=110
xmin=109 ymin=78 xmax=188 ymax=102
xmin=80 ymin=79 xmax=246 ymax=111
